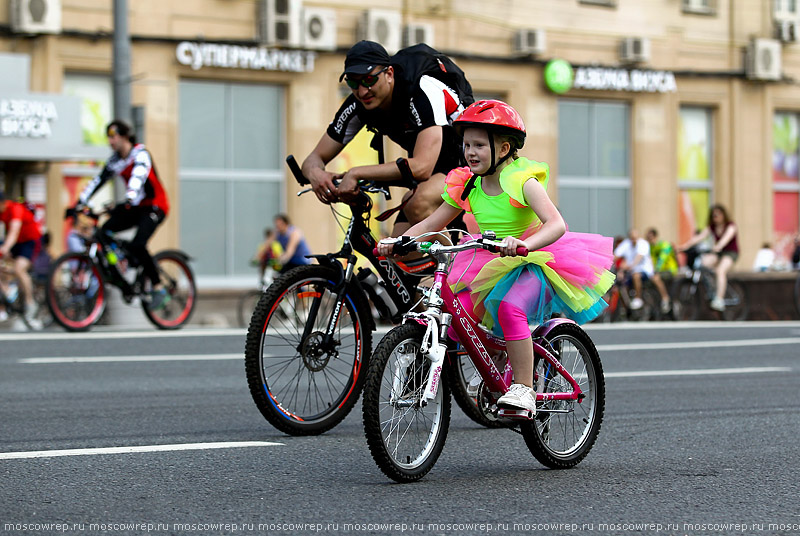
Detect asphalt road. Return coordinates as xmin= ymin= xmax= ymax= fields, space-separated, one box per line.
xmin=1 ymin=322 xmax=799 ymax=536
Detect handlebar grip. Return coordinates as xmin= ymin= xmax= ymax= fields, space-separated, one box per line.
xmin=516 ymin=246 xmax=529 ymax=256
xmin=286 ymin=155 xmax=310 ymax=186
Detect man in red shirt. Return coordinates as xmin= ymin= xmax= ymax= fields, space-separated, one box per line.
xmin=0 ymin=191 xmax=43 ymax=328
xmin=75 ymin=120 xmax=171 ymax=309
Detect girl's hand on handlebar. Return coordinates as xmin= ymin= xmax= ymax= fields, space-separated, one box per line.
xmin=377 ymin=237 xmax=400 ymax=257
xmin=309 ymin=169 xmax=339 ymax=204
xmin=499 ymin=236 xmax=528 ymax=257
xmin=377 ymin=236 xmax=415 ymax=257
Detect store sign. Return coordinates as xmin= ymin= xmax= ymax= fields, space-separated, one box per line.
xmin=176 ymin=41 xmax=317 ymax=73
xmin=544 ymin=59 xmax=677 ymax=94
xmin=0 ymin=98 xmax=58 ymax=138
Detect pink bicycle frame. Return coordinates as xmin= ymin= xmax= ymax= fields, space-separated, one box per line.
xmin=434 ymin=269 xmax=584 ymax=403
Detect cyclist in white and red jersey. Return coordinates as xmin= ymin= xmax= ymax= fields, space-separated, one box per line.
xmin=302 ymin=41 xmax=471 ymax=237
xmin=75 ymin=120 xmax=172 ymax=309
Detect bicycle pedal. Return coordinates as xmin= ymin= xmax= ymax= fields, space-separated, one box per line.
xmin=497 ymin=408 xmax=535 ymax=420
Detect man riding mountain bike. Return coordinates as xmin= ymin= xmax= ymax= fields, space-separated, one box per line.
xmin=301 ymin=40 xmax=473 ymax=236
xmin=72 ymin=119 xmax=171 ymax=310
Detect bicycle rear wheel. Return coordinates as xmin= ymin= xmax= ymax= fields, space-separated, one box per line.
xmin=245 ymin=265 xmax=372 ymax=435
xmin=46 ymin=252 xmax=106 ymax=331
xmin=445 ymin=344 xmax=504 ymax=428
xmin=720 ymin=281 xmax=748 ymax=321
xmin=362 ymin=323 xmax=451 ymax=482
xmin=142 ymin=251 xmax=197 ymax=329
xmin=521 ymin=322 xmax=604 ymax=469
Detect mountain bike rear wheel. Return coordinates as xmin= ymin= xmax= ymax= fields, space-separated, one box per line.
xmin=142 ymin=251 xmax=197 ymax=329
xmin=521 ymin=322 xmax=604 ymax=469
xmin=245 ymin=265 xmax=372 ymax=435
xmin=446 ymin=344 xmax=504 ymax=428
xmin=46 ymin=252 xmax=106 ymax=332
xmin=719 ymin=281 xmax=748 ymax=321
xmin=363 ymin=323 xmax=451 ymax=482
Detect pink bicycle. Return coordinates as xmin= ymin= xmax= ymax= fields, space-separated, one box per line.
xmin=362 ymin=233 xmax=605 ymax=482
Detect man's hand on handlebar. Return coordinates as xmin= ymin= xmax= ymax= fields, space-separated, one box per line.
xmin=377 ymin=236 xmax=415 ymax=257
xmin=336 ymin=170 xmax=362 ymax=202
xmin=307 ymin=167 xmax=340 ymax=204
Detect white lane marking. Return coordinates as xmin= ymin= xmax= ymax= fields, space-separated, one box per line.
xmin=20 ymin=353 xmax=245 ymax=364
xmin=606 ymin=366 xmax=791 ymax=378
xmin=597 ymin=337 xmax=800 ymax=352
xmin=3 ymin=321 xmax=800 ymax=342
xmin=0 ymin=441 xmax=283 ymax=460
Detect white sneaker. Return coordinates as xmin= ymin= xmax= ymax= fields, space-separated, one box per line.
xmin=0 ymin=309 xmax=8 ymax=322
xmin=24 ymin=304 xmax=43 ymax=331
xmin=630 ymin=297 xmax=644 ymax=310
xmin=660 ymin=300 xmax=671 ymax=314
xmin=497 ymin=383 xmax=537 ymax=414
xmin=710 ymin=296 xmax=725 ymax=311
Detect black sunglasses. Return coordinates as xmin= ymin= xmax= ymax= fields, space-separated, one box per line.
xmin=345 ymin=67 xmax=389 ymax=90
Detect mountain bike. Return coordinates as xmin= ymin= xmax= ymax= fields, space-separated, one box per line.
xmin=362 ymin=234 xmax=605 ymax=482
xmin=671 ymin=257 xmax=748 ymax=321
xmin=46 ymin=208 xmax=197 ymax=331
xmin=594 ymin=269 xmax=662 ymax=322
xmin=244 ymin=156 xmax=492 ymax=436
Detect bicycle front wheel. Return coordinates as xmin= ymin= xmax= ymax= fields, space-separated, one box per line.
xmin=142 ymin=251 xmax=197 ymax=329
xmin=521 ymin=322 xmax=604 ymax=469
xmin=362 ymin=323 xmax=451 ymax=482
xmin=245 ymin=265 xmax=372 ymax=436
xmin=46 ymin=252 xmax=106 ymax=331
xmin=672 ymin=279 xmax=699 ymax=321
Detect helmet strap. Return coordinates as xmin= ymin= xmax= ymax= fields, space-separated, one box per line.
xmin=483 ymin=132 xmax=513 ymax=176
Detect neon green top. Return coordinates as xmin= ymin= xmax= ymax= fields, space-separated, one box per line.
xmin=441 ymin=158 xmax=550 ymax=239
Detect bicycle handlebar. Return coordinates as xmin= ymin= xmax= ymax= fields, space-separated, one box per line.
xmin=374 ymin=235 xmax=528 ymax=258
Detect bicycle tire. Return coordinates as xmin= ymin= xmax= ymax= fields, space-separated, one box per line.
xmin=362 ymin=323 xmax=451 ymax=482
xmin=445 ymin=345 xmax=504 ymax=428
xmin=245 ymin=265 xmax=372 ymax=436
xmin=237 ymin=289 xmax=263 ymax=328
xmin=141 ymin=251 xmax=197 ymax=330
xmin=521 ymin=322 xmax=604 ymax=469
xmin=672 ymin=279 xmax=699 ymax=321
xmin=720 ymin=280 xmax=748 ymax=321
xmin=46 ymin=252 xmax=106 ymax=332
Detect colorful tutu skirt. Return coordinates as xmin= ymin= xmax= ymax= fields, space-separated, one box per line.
xmin=448 ymin=229 xmax=615 ymax=337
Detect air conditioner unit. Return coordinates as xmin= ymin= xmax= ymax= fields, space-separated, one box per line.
xmin=775 ymin=19 xmax=800 ymax=43
xmin=745 ymin=38 xmax=782 ymax=81
xmin=258 ymin=0 xmax=303 ymax=47
xmin=10 ymin=0 xmax=61 ymax=34
xmin=302 ymin=7 xmax=336 ymax=50
xmin=681 ymin=0 xmax=716 ymax=14
xmin=403 ymin=23 xmax=434 ymax=48
xmin=619 ymin=37 xmax=651 ymax=64
xmin=357 ymin=9 xmax=402 ymax=54
xmin=512 ymin=29 xmax=546 ymax=56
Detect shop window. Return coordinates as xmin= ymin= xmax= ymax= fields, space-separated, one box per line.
xmin=677 ymin=106 xmax=713 ymax=246
xmin=179 ymin=80 xmax=284 ymax=282
xmin=63 ymin=73 xmax=113 ymax=147
xmin=557 ymin=99 xmax=630 ymax=237
xmin=774 ymin=0 xmax=799 ymax=20
xmin=772 ymin=111 xmax=800 ymax=265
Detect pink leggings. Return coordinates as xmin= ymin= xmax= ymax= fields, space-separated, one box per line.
xmin=456 ymin=292 xmax=532 ymax=341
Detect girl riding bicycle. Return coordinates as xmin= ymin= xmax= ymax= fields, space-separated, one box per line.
xmin=378 ymin=99 xmax=615 ymax=414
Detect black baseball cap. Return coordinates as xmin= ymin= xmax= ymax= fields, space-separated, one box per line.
xmin=339 ymin=41 xmax=391 ymax=81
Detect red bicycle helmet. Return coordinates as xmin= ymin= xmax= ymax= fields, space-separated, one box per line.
xmin=453 ymin=99 xmax=526 ymax=150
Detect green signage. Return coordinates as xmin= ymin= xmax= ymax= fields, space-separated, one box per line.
xmin=544 ymin=59 xmax=574 ymax=94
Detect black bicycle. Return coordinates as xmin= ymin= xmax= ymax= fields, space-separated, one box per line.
xmin=46 ymin=208 xmax=197 ymax=331
xmin=671 ymin=258 xmax=748 ymax=321
xmin=244 ymin=156 xmax=496 ymax=435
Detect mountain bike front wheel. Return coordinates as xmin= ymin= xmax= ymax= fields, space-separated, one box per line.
xmin=141 ymin=251 xmax=197 ymax=329
xmin=245 ymin=265 xmax=372 ymax=436
xmin=363 ymin=323 xmax=451 ymax=483
xmin=521 ymin=322 xmax=604 ymax=469
xmin=46 ymin=252 xmax=106 ymax=332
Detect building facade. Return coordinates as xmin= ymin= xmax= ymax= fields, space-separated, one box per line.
xmin=1 ymin=0 xmax=799 ymax=286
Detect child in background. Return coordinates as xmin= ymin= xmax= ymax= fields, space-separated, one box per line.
xmin=378 ymin=100 xmax=614 ymax=414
